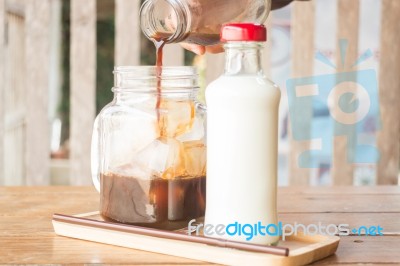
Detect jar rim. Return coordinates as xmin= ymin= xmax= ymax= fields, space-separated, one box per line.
xmin=113 ymin=66 xmax=199 ymax=91
xmin=114 ymin=66 xmax=197 ymax=75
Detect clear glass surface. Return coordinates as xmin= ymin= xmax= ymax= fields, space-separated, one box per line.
xmin=91 ymin=66 xmax=206 ymax=226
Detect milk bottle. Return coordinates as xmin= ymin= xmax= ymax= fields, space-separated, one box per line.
xmin=205 ymin=23 xmax=280 ymax=245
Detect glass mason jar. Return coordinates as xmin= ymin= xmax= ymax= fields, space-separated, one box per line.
xmin=140 ymin=0 xmax=271 ymax=45
xmin=91 ymin=66 xmax=206 ymax=226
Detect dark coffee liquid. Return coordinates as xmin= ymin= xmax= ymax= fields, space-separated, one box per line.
xmin=184 ymin=32 xmax=220 ymax=46
xmin=100 ymin=173 xmax=206 ymax=225
xmin=154 ymin=38 xmax=165 ymax=121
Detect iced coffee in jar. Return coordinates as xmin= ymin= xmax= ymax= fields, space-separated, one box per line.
xmin=91 ymin=66 xmax=206 ymax=227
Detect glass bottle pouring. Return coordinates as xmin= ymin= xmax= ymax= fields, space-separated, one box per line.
xmin=140 ymin=0 xmax=271 ymax=45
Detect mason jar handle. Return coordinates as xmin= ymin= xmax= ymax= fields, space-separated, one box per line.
xmin=91 ymin=116 xmax=101 ymax=192
xmin=196 ymin=101 xmax=207 ymax=113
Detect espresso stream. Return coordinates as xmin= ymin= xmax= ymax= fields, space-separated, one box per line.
xmin=154 ymin=38 xmax=165 ymax=121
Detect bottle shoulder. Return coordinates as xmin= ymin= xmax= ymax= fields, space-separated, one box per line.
xmin=209 ymin=74 xmax=277 ymax=86
xmin=206 ymin=75 xmax=280 ymax=97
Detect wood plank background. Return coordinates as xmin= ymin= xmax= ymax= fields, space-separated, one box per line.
xmin=377 ymin=0 xmax=400 ymax=185
xmin=163 ymin=44 xmax=185 ymax=66
xmin=289 ymin=0 xmax=315 ymax=185
xmin=0 ymin=0 xmax=398 ymax=186
xmin=0 ymin=0 xmax=4 ymax=185
xmin=3 ymin=2 xmax=26 ymax=185
xmin=69 ymin=0 xmax=96 ymax=185
xmin=331 ymin=0 xmax=359 ymax=185
xmin=24 ymin=0 xmax=51 ymax=185
xmin=115 ymin=0 xmax=140 ymax=66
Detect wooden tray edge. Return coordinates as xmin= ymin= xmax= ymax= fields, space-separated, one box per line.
xmin=52 ymin=213 xmax=339 ymax=266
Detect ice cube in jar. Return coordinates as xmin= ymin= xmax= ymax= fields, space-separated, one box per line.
xmin=183 ymin=140 xmax=206 ymax=177
xmin=135 ymin=137 xmax=186 ymax=179
xmin=158 ymin=100 xmax=195 ymax=138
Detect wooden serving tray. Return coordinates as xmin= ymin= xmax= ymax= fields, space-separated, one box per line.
xmin=52 ymin=212 xmax=339 ymax=266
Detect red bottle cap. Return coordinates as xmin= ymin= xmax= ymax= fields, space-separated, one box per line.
xmin=220 ymin=23 xmax=267 ymax=42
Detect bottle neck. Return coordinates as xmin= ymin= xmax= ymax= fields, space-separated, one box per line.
xmin=140 ymin=0 xmax=189 ymax=43
xmin=224 ymin=42 xmax=264 ymax=76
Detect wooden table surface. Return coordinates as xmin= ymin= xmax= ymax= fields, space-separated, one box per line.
xmin=0 ymin=186 xmax=399 ymax=265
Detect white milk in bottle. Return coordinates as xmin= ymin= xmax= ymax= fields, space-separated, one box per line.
xmin=205 ymin=23 xmax=280 ymax=245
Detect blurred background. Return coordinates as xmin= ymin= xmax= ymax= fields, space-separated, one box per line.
xmin=0 ymin=0 xmax=399 ymax=186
